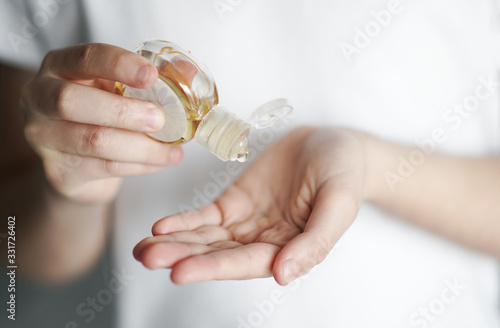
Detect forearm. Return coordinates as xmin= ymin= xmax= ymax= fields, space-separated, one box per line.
xmin=1 ymin=162 xmax=111 ymax=284
xmin=1 ymin=63 xmax=111 ymax=284
xmin=361 ymin=132 xmax=500 ymax=257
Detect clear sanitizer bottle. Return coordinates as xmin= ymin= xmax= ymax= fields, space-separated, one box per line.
xmin=114 ymin=40 xmax=293 ymax=162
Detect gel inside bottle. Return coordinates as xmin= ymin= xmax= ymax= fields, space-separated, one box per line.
xmin=115 ymin=40 xmax=292 ymax=162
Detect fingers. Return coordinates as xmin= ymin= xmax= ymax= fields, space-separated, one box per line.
xmin=20 ymin=43 xmax=170 ymax=203
xmin=273 ymin=181 xmax=361 ymax=286
xmin=43 ymin=43 xmax=157 ymax=88
xmin=41 ymin=150 xmax=172 ymax=186
xmin=134 ymin=225 xmax=234 ymax=267
xmin=138 ymin=242 xmax=215 ymax=270
xmin=28 ymin=77 xmax=164 ymax=132
xmin=135 ymin=227 xmax=280 ymax=284
xmin=152 ymin=204 xmax=223 ymax=235
xmin=137 ymin=205 xmax=281 ymax=284
xmin=26 ymin=119 xmax=182 ymax=166
xmin=171 ymin=243 xmax=280 ymax=285
xmin=149 ymin=226 xmax=233 ymax=248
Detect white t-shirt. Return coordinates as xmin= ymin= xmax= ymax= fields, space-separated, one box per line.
xmin=1 ymin=0 xmax=499 ymax=327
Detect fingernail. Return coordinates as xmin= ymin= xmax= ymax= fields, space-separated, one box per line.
xmin=169 ymin=147 xmax=182 ymax=164
xmin=147 ymin=108 xmax=164 ymax=131
xmin=283 ymin=260 xmax=298 ymax=284
xmin=136 ymin=65 xmax=152 ymax=86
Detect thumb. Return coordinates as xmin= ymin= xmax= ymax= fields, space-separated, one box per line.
xmin=273 ymin=181 xmax=361 ymax=286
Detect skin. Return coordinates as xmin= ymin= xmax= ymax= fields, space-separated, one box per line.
xmin=1 ymin=43 xmax=499 ymax=285
xmin=21 ymin=43 xmax=183 ymax=203
xmin=134 ymin=127 xmax=366 ymax=285
xmin=0 ymin=44 xmax=183 ymax=284
xmin=133 ymin=127 xmax=500 ymax=285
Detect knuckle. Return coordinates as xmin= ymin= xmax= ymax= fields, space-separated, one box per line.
xmin=180 ymin=212 xmax=198 ymax=230
xmin=78 ymin=125 xmax=109 ymax=155
xmin=23 ymin=121 xmax=41 ymax=145
xmin=79 ymin=43 xmax=100 ymax=72
xmin=313 ymin=236 xmax=331 ymax=261
xmin=113 ymin=98 xmax=130 ymax=127
xmin=303 ymin=234 xmax=331 ymax=270
xmin=64 ymin=153 xmax=83 ymax=169
xmin=112 ymin=50 xmax=136 ymax=79
xmin=54 ymin=83 xmax=76 ymax=119
xmin=103 ymin=159 xmax=120 ymax=175
xmin=113 ymin=52 xmax=129 ymax=72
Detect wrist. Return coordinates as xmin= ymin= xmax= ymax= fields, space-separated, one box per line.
xmin=357 ymin=132 xmax=394 ymax=204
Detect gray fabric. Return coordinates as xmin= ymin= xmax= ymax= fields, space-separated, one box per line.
xmin=0 ymin=0 xmax=90 ymax=70
xmin=0 ymin=242 xmax=116 ymax=328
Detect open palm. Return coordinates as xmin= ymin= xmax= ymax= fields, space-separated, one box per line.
xmin=134 ymin=127 xmax=366 ymax=285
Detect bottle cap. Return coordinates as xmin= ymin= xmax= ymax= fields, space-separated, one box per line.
xmin=248 ymin=98 xmax=293 ymax=129
xmin=195 ymin=99 xmax=293 ymax=162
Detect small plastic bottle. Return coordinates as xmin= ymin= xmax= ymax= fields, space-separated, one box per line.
xmin=115 ymin=40 xmax=292 ymax=162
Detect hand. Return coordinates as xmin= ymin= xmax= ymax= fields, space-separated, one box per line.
xmin=21 ymin=43 xmax=183 ymax=203
xmin=134 ymin=127 xmax=367 ymax=285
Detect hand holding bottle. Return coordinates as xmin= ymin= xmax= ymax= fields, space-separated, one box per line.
xmin=21 ymin=43 xmax=183 ymax=203
xmin=133 ymin=127 xmax=367 ymax=285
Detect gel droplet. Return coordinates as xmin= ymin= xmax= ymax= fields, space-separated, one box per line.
xmin=236 ymin=152 xmax=248 ymax=163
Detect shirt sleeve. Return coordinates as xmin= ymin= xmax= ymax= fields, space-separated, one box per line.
xmin=0 ymin=0 xmax=88 ymax=71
